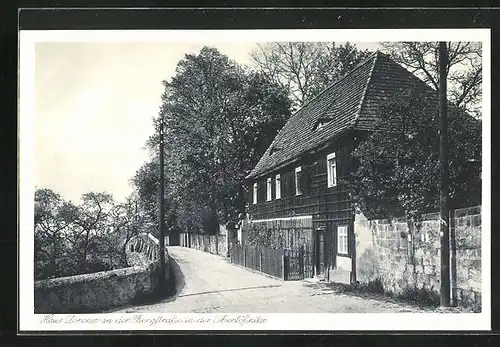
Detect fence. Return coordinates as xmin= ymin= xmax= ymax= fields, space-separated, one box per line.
xmin=127 ymin=232 xmax=162 ymax=264
xmin=229 ymin=242 xmax=314 ymax=281
xmin=179 ymin=232 xmax=228 ymax=257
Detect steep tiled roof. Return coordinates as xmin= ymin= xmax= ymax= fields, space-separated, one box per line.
xmin=246 ymin=51 xmax=437 ymax=179
xmin=356 ymin=52 xmax=439 ymax=130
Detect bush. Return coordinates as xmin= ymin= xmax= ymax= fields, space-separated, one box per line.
xmin=363 ymin=278 xmax=385 ymax=294
xmin=340 ymin=279 xmax=440 ymax=308
xmin=348 ymin=278 xmax=386 ymax=295
xmin=397 ymin=286 xmax=440 ymax=307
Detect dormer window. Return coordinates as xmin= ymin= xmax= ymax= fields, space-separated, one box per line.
xmin=313 ymin=118 xmax=333 ymax=131
xmin=269 ymin=144 xmax=283 ymax=155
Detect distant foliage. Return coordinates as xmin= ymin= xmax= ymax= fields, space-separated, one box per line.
xmin=344 ymin=86 xmax=481 ymax=221
xmin=34 ymin=188 xmax=143 ymax=280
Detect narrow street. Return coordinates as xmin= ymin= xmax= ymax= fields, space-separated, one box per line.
xmin=112 ymin=247 xmax=425 ymax=313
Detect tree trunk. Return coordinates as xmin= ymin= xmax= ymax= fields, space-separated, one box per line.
xmin=52 ymin=236 xmax=57 ymax=277
xmin=82 ymin=230 xmax=90 ymax=270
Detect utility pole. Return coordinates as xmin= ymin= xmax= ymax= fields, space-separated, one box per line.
xmin=439 ymin=42 xmax=451 ymax=307
xmin=159 ymin=117 xmax=166 ymax=287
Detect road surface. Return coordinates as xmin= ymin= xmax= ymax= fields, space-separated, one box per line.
xmin=112 ymin=246 xmax=426 ymax=313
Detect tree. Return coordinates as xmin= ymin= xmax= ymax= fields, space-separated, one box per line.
xmin=34 ymin=188 xmax=77 ymax=279
xmin=117 ymin=192 xmax=146 ymax=250
xmin=99 ymin=195 xmax=142 ymax=267
xmin=381 ymin=42 xmax=482 ymax=117
xmin=148 ymin=46 xmax=292 ymax=234
xmin=251 ymin=42 xmax=372 ymax=109
xmin=72 ymin=192 xmax=115 ymax=267
xmin=344 ymin=86 xmax=481 ymax=221
xmin=130 ymin=159 xmax=178 ymax=238
xmin=130 ymin=160 xmax=161 ymax=232
xmin=34 ymin=187 xmax=140 ymax=279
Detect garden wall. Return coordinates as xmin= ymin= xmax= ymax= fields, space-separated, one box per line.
xmin=355 ymin=206 xmax=481 ymax=309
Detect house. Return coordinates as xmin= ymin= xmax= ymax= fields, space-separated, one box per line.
xmin=244 ymin=51 xmax=445 ymax=283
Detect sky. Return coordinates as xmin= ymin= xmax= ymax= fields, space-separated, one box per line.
xmin=34 ymin=41 xmax=381 ymax=203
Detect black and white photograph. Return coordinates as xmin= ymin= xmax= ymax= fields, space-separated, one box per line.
xmin=19 ymin=28 xmax=491 ymax=331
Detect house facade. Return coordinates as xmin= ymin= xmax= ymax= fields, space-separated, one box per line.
xmin=244 ymin=51 xmax=440 ymax=283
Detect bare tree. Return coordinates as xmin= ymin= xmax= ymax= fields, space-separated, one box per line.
xmin=251 ymin=42 xmax=372 ymax=109
xmin=381 ymin=42 xmax=482 ymax=117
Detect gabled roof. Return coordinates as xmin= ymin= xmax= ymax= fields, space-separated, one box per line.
xmin=246 ymin=51 xmax=438 ymax=180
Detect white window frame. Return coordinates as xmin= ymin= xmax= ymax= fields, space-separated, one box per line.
xmin=337 ymin=225 xmax=348 ymax=255
xmin=266 ymin=177 xmax=272 ymax=201
xmin=253 ymin=182 xmax=258 ymax=204
xmin=295 ymin=166 xmax=302 ymax=196
xmin=327 ymin=152 xmax=337 ymax=188
xmin=275 ymin=174 xmax=281 ymax=200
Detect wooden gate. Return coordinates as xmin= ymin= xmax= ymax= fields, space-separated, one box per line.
xmin=283 ymin=245 xmax=314 ymax=280
xmin=230 ymin=243 xmax=316 ymax=281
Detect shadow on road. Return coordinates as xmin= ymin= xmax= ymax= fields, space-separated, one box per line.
xmin=155 ymin=256 xmax=185 ymax=304
xmin=178 ymin=284 xmax=282 ymax=298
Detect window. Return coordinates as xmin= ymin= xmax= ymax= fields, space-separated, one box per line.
xmin=327 ymin=152 xmax=337 ymax=187
xmin=337 ymin=225 xmax=348 ymax=255
xmin=275 ymin=174 xmax=281 ymax=199
xmin=266 ymin=177 xmax=272 ymax=201
xmin=295 ymin=166 xmax=302 ymax=196
xmin=317 ymin=122 xmax=325 ymax=130
xmin=313 ymin=118 xmax=333 ymax=131
xmin=253 ymin=182 xmax=258 ymax=204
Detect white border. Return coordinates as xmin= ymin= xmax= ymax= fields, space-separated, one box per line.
xmin=19 ymin=29 xmax=491 ymax=332
xmin=22 ymin=29 xmax=489 ymax=43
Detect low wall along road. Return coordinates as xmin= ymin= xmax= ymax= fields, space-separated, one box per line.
xmin=34 ymin=233 xmax=173 ymax=313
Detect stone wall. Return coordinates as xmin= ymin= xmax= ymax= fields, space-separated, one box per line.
xmin=354 ymin=206 xmax=481 ymax=309
xmin=34 ymin=233 xmax=173 ymax=313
